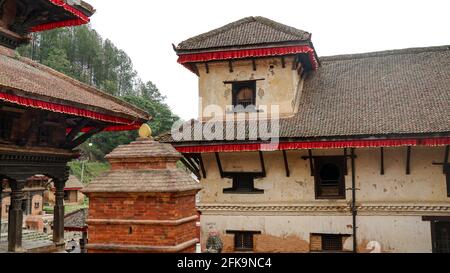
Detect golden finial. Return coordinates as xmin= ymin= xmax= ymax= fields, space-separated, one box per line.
xmin=138 ymin=124 xmax=152 ymax=138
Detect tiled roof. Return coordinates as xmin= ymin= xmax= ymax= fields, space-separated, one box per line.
xmin=64 ymin=208 xmax=88 ymax=229
xmin=176 ymin=16 xmax=310 ymax=52
xmin=82 ymin=169 xmax=201 ymax=193
xmin=65 ymin=175 xmax=83 ymax=189
xmin=160 ymin=45 xmax=450 ymax=143
xmin=0 ymin=46 xmax=149 ymax=122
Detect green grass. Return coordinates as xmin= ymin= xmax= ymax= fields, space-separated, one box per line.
xmin=43 ymin=197 xmax=89 ymax=214
xmin=68 ymin=161 xmax=110 ymax=185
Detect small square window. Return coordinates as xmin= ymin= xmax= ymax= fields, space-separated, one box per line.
xmin=34 ymin=202 xmax=40 ymax=209
xmin=321 ymin=234 xmax=343 ymax=251
xmin=232 ymin=81 xmax=256 ymax=110
xmin=227 ymin=230 xmax=261 ymax=252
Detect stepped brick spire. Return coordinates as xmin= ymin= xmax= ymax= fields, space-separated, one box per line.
xmin=83 ymin=124 xmax=201 ymax=253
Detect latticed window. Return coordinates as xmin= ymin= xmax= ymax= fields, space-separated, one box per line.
xmin=434 ymin=222 xmax=450 ymax=253
xmin=321 ymin=234 xmax=343 ymax=251
xmin=234 ymin=232 xmax=254 ymax=251
xmin=226 ymin=230 xmax=261 ymax=252
xmin=232 ymin=81 xmax=256 ymax=109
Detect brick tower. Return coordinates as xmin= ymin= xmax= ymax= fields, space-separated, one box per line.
xmin=83 ymin=125 xmax=201 ymax=253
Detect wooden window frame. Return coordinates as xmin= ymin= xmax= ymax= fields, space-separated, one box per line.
xmin=231 ymin=81 xmax=256 ymax=110
xmin=313 ymin=156 xmax=346 ymax=199
xmin=423 ymin=216 xmax=450 ymax=253
xmin=223 ymin=172 xmax=264 ymax=194
xmin=0 ymin=111 xmax=19 ymax=141
xmin=226 ymin=230 xmax=261 ymax=252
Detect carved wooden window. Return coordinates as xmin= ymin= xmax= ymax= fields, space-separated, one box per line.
xmin=313 ymin=156 xmax=346 ymax=199
xmin=232 ymin=81 xmax=256 ymax=109
xmin=223 ymin=173 xmax=264 ymax=194
xmin=322 ymin=234 xmax=343 ymax=251
xmin=38 ymin=126 xmax=51 ymax=146
xmin=433 ymin=221 xmax=450 ymax=253
xmin=0 ymin=112 xmax=15 ymax=141
xmin=226 ymin=230 xmax=261 ymax=252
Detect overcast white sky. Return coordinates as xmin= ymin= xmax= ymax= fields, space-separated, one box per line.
xmin=88 ymin=0 xmax=450 ymax=120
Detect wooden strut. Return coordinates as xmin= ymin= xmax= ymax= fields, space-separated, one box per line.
xmin=228 ymin=60 xmax=233 ymax=73
xmin=215 ymin=152 xmax=224 ymax=178
xmin=380 ymin=147 xmax=385 ymax=175
xmin=282 ymin=150 xmax=290 ymax=177
xmin=180 ymin=157 xmax=200 ymax=180
xmin=204 ymin=62 xmax=209 ymax=74
xmin=406 ymin=146 xmax=411 ymax=175
xmin=252 ymin=59 xmax=256 ymax=71
xmin=259 ymin=151 xmax=266 ymax=177
xmin=308 ymin=149 xmax=314 ymax=176
xmin=281 ymin=57 xmax=285 ymax=68
xmin=444 ymin=145 xmax=449 ymax=174
xmin=65 ymin=125 xmax=106 ymax=150
xmin=197 ymin=154 xmax=206 ymax=179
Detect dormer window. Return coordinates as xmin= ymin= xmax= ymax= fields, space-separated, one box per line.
xmin=232 ymin=81 xmax=256 ymax=110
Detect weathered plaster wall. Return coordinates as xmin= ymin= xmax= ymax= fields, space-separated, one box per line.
xmin=199 ymin=146 xmax=448 ymax=204
xmin=197 ymin=146 xmax=448 ymax=252
xmin=198 ymin=56 xmax=301 ymax=120
xmin=200 ymin=215 xmax=432 ymax=253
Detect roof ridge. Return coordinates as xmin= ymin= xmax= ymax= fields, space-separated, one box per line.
xmin=177 ymin=16 xmax=310 ymax=51
xmin=14 ymin=54 xmax=149 ymax=120
xmin=252 ymin=16 xmax=310 ymax=39
xmin=320 ymin=45 xmax=450 ymax=62
xmin=177 ymin=17 xmax=256 ymax=50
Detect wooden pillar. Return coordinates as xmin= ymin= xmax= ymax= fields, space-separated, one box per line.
xmin=8 ymin=180 xmax=26 ymax=252
xmin=53 ymin=179 xmax=66 ymax=246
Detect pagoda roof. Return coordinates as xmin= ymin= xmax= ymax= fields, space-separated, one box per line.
xmin=160 ymin=45 xmax=450 ymax=151
xmin=176 ymin=16 xmax=311 ymax=52
xmin=0 ymin=46 xmax=149 ymax=130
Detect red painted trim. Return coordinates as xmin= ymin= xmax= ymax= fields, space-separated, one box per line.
xmin=78 ymin=124 xmax=142 ymax=132
xmin=174 ymin=137 xmax=450 ymax=153
xmin=31 ymin=0 xmax=90 ymax=32
xmin=0 ymin=92 xmax=137 ymax=125
xmin=177 ymin=45 xmax=319 ymax=71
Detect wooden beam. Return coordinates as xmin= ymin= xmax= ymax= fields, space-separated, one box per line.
xmin=204 ymin=62 xmax=209 ymax=74
xmin=282 ymin=150 xmax=290 ymax=177
xmin=406 ymin=146 xmax=411 ymax=175
xmin=380 ymin=147 xmax=385 ymax=175
xmin=259 ymin=151 xmax=266 ymax=177
xmin=65 ymin=125 xmax=105 ymax=150
xmin=215 ymin=152 xmax=224 ymax=178
xmin=281 ymin=57 xmax=285 ymax=68
xmin=308 ymin=149 xmax=314 ymax=176
xmin=228 ymin=60 xmax=233 ymax=73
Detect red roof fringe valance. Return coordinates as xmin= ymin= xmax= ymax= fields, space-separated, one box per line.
xmin=175 ymin=137 xmax=450 ymax=153
xmin=177 ymin=45 xmax=319 ymax=72
xmin=0 ymin=92 xmax=141 ymax=132
xmin=31 ymin=0 xmax=90 ymax=32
